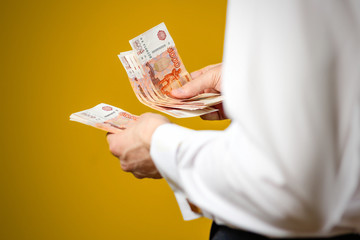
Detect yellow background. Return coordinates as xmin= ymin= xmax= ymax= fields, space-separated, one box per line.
xmin=0 ymin=0 xmax=228 ymax=239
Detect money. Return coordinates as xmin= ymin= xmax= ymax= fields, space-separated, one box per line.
xmin=118 ymin=23 xmax=222 ymax=118
xmin=70 ymin=103 xmax=138 ymax=133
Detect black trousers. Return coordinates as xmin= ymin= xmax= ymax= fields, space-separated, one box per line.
xmin=210 ymin=222 xmax=360 ymax=240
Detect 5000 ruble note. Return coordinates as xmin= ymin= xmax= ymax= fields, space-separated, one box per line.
xmin=118 ymin=22 xmax=222 ymax=118
xmin=70 ymin=103 xmax=138 ymax=133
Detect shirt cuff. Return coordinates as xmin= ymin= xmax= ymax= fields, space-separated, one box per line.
xmin=174 ymin=192 xmax=201 ymax=220
xmin=150 ymin=123 xmax=201 ymax=220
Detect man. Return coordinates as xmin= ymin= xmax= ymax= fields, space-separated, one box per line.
xmin=107 ymin=0 xmax=360 ymax=239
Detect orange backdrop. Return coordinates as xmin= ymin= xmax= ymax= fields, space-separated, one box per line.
xmin=0 ymin=0 xmax=228 ymax=239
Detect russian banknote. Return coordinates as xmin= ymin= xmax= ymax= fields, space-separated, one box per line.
xmin=118 ymin=23 xmax=222 ymax=118
xmin=70 ymin=103 xmax=138 ymax=133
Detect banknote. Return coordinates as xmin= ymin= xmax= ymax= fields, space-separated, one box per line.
xmin=70 ymin=103 xmax=138 ymax=133
xmin=119 ymin=50 xmax=220 ymax=117
xmin=120 ymin=50 xmax=221 ymax=107
xmin=129 ymin=23 xmax=191 ymax=97
xmin=118 ymin=22 xmax=223 ymax=118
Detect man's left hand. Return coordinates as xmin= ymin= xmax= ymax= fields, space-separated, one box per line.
xmin=106 ymin=113 xmax=170 ymax=179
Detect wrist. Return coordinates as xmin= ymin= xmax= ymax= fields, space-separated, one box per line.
xmin=144 ymin=119 xmax=168 ymax=148
xmin=138 ymin=113 xmax=170 ymax=148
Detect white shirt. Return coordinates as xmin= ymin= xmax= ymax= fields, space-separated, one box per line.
xmin=150 ymin=0 xmax=360 ymax=237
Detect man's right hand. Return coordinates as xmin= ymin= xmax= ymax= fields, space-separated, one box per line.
xmin=171 ymin=63 xmax=227 ymax=120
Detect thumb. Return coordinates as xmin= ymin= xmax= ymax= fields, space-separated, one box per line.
xmin=171 ymin=74 xmax=214 ymax=99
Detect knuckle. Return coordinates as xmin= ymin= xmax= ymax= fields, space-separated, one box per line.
xmin=140 ymin=112 xmax=154 ymax=119
xmin=109 ymin=142 xmax=120 ymax=156
xmin=120 ymin=162 xmax=132 ymax=172
xmin=133 ymin=173 xmax=144 ymax=179
xmin=141 ymin=112 xmax=152 ymax=117
xmin=200 ymin=112 xmax=220 ymax=121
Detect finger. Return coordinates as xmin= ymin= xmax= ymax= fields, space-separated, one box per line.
xmin=204 ymin=88 xmax=220 ymax=93
xmin=201 ymin=103 xmax=228 ymax=120
xmin=171 ymin=72 xmax=217 ymax=99
xmin=119 ymin=159 xmax=132 ymax=172
xmin=200 ymin=111 xmax=221 ymax=121
xmin=190 ymin=63 xmax=222 ymax=79
xmin=217 ymin=103 xmax=228 ymax=120
xmin=107 ymin=132 xmax=126 ymax=157
xmin=132 ymin=172 xmax=145 ymax=179
xmin=106 ymin=132 xmax=115 ymax=144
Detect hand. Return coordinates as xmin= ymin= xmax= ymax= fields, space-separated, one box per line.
xmin=106 ymin=113 xmax=170 ymax=179
xmin=171 ymin=63 xmax=227 ymax=120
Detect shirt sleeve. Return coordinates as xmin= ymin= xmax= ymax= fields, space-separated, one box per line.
xmin=151 ymin=121 xmax=323 ymax=236
xmin=151 ymin=0 xmax=360 ymax=238
xmin=150 ymin=120 xmax=351 ymax=237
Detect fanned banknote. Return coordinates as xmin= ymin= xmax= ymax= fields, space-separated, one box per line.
xmin=118 ymin=23 xmax=222 ymax=118
xmin=70 ymin=103 xmax=138 ymax=133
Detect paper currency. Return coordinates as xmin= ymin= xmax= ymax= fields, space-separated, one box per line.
xmin=118 ymin=23 xmax=223 ymax=118
xmin=129 ymin=23 xmax=191 ymax=96
xmin=70 ymin=103 xmax=138 ymax=133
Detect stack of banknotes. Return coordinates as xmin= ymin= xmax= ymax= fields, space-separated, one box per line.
xmin=70 ymin=23 xmax=222 ymax=132
xmin=118 ymin=22 xmax=222 ymax=118
xmin=70 ymin=103 xmax=137 ymax=133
